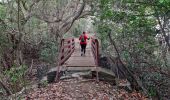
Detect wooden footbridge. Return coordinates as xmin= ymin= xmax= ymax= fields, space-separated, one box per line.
xmin=56 ymin=36 xmax=115 ymax=81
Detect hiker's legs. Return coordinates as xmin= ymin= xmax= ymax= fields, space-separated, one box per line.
xmin=80 ymin=44 xmax=87 ymax=56
xmin=80 ymin=44 xmax=83 ymax=56
xmin=81 ymin=44 xmax=83 ymax=52
xmin=83 ymin=44 xmax=87 ymax=54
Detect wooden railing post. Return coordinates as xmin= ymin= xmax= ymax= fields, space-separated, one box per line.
xmin=95 ymin=39 xmax=99 ymax=66
xmin=95 ymin=39 xmax=99 ymax=82
xmin=56 ymin=39 xmax=64 ymax=82
xmin=91 ymin=37 xmax=99 ymax=81
xmin=56 ymin=38 xmax=75 ymax=82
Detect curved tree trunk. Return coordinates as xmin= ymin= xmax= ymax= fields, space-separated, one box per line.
xmin=108 ymin=32 xmax=148 ymax=94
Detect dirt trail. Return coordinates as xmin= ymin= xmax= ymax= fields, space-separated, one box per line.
xmin=26 ymin=78 xmax=147 ymax=100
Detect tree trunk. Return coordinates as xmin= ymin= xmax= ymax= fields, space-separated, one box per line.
xmin=15 ymin=0 xmax=23 ymax=66
xmin=107 ymin=32 xmax=147 ymax=93
xmin=154 ymin=7 xmax=169 ymax=67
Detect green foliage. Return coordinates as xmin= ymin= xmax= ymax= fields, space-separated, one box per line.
xmin=96 ymin=23 xmax=111 ymax=51
xmin=148 ymin=86 xmax=157 ymax=97
xmin=0 ymin=34 xmax=9 ymax=52
xmin=0 ymin=5 xmax=6 ymax=19
xmin=68 ymin=19 xmax=90 ymax=37
xmin=5 ymin=65 xmax=26 ymax=83
xmin=40 ymin=40 xmax=58 ymax=64
xmin=4 ymin=64 xmax=27 ymax=92
xmin=159 ymin=0 xmax=170 ymax=4
xmin=93 ymin=0 xmax=170 ymax=98
xmin=74 ymin=27 xmax=80 ymax=37
xmin=39 ymin=80 xmax=48 ymax=88
xmin=0 ymin=5 xmax=7 ymax=50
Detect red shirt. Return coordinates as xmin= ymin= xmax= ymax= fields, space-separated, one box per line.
xmin=79 ymin=35 xmax=88 ymax=45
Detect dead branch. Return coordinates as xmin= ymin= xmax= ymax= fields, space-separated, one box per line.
xmin=0 ymin=79 xmax=12 ymax=95
xmin=29 ymin=59 xmax=34 ymax=73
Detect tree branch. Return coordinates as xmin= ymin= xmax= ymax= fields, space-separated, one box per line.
xmin=34 ymin=14 xmax=62 ymax=23
xmin=0 ymin=79 xmax=12 ymax=95
xmin=61 ymin=0 xmax=80 ymax=24
xmin=59 ymin=0 xmax=86 ymax=35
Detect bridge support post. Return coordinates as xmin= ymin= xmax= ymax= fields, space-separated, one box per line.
xmin=56 ymin=38 xmax=75 ymax=82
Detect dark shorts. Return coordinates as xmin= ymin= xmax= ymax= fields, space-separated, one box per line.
xmin=80 ymin=44 xmax=87 ymax=53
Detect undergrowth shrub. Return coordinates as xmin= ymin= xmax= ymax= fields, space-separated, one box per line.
xmin=39 ymin=39 xmax=58 ymax=64
xmin=4 ymin=64 xmax=27 ymax=93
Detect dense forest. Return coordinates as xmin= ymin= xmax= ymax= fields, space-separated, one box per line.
xmin=0 ymin=0 xmax=170 ymax=99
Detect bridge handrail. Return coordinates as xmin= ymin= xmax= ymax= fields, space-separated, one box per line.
xmin=56 ymin=38 xmax=75 ymax=82
xmin=91 ymin=37 xmax=99 ymax=66
xmin=58 ymin=38 xmax=75 ymax=66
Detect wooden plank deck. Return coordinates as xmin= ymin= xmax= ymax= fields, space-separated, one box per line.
xmin=64 ymin=38 xmax=96 ymax=67
xmin=50 ymin=37 xmax=116 ymax=78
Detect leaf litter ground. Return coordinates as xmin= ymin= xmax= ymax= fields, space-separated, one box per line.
xmin=25 ymin=78 xmax=148 ymax=100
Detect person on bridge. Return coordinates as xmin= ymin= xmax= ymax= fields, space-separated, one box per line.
xmin=79 ymin=31 xmax=90 ymax=56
